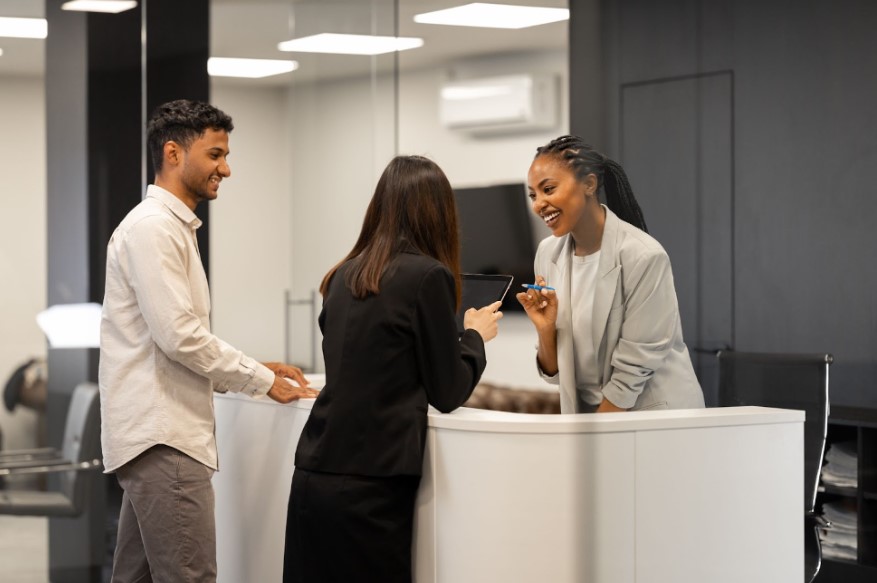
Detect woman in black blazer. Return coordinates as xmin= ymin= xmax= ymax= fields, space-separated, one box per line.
xmin=283 ymin=155 xmax=503 ymax=583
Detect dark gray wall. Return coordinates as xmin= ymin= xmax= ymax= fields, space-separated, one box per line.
xmin=571 ymin=0 xmax=877 ymax=407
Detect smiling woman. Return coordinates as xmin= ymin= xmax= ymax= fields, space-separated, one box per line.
xmin=516 ymin=134 xmax=705 ymax=414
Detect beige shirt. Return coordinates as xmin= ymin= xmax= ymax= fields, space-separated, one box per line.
xmin=99 ymin=185 xmax=274 ymax=472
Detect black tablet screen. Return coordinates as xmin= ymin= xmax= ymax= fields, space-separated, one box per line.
xmin=456 ymin=274 xmax=513 ymax=334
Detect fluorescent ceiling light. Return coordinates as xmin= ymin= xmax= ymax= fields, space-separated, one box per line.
xmin=277 ymin=33 xmax=423 ymax=56
xmin=208 ymin=57 xmax=298 ymax=79
xmin=0 ymin=17 xmax=48 ymax=39
xmin=61 ymin=1 xmax=138 ymax=13
xmin=414 ymin=3 xmax=569 ymax=29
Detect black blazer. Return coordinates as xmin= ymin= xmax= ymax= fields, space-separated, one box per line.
xmin=294 ymin=249 xmax=487 ymax=477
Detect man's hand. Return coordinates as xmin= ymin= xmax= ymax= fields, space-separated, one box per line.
xmin=262 ymin=362 xmax=319 ymax=404
xmin=266 ymin=374 xmax=319 ymax=404
xmin=262 ymin=362 xmax=310 ymax=388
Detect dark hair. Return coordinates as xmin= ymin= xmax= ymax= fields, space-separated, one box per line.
xmin=147 ymin=99 xmax=234 ymax=174
xmin=320 ymin=155 xmax=462 ymax=308
xmin=535 ymin=135 xmax=648 ymax=233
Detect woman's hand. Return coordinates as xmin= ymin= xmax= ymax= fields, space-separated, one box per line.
xmin=463 ymin=300 xmax=504 ymax=343
xmin=515 ymin=275 xmax=558 ymax=332
xmin=596 ymin=398 xmax=627 ymax=413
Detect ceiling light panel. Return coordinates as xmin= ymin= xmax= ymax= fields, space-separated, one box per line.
xmin=277 ymin=33 xmax=424 ymax=56
xmin=208 ymin=57 xmax=298 ymax=79
xmin=414 ymin=3 xmax=569 ymax=29
xmin=0 ymin=17 xmax=48 ymax=39
xmin=61 ymin=1 xmax=139 ymax=13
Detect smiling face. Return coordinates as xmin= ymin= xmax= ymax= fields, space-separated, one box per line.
xmin=176 ymin=128 xmax=231 ymax=208
xmin=527 ymin=154 xmax=595 ymax=237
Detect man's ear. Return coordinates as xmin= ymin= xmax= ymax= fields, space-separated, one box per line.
xmin=163 ymin=140 xmax=183 ymax=168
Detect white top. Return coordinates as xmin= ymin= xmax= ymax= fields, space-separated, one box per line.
xmin=99 ymin=185 xmax=274 ymax=472
xmin=570 ymin=250 xmax=601 ymax=405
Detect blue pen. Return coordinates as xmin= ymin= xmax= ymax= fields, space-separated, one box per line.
xmin=522 ymin=284 xmax=555 ymax=291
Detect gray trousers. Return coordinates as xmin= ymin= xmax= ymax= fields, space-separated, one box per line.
xmin=111 ymin=445 xmax=217 ymax=583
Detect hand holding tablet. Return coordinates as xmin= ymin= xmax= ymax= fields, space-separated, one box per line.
xmin=456 ymin=274 xmax=513 ymax=336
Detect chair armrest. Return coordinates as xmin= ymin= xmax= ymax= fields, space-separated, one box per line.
xmin=0 ymin=447 xmax=61 ymax=461
xmin=0 ymin=458 xmax=102 ymax=477
xmin=0 ymin=457 xmax=70 ymax=470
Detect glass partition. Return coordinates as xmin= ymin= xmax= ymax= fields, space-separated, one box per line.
xmin=209 ymin=0 xmax=568 ymax=378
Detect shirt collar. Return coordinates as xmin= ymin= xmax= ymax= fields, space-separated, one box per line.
xmin=146 ymin=185 xmax=202 ymax=230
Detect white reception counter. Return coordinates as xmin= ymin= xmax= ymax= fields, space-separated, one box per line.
xmin=214 ymin=391 xmax=803 ymax=583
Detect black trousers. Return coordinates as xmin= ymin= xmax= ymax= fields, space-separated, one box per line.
xmin=283 ymin=468 xmax=422 ymax=583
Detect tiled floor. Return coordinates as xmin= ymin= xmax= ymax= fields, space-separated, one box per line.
xmin=0 ymin=515 xmax=49 ymax=583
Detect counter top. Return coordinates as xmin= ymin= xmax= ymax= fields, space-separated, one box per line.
xmin=215 ymin=391 xmax=802 ymax=434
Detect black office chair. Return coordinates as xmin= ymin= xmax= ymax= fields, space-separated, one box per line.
xmin=717 ymin=350 xmax=832 ymax=583
xmin=0 ymin=382 xmax=102 ymax=517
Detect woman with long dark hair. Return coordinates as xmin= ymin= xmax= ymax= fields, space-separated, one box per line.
xmin=283 ymin=155 xmax=502 ymax=582
xmin=517 ymin=135 xmax=704 ymax=413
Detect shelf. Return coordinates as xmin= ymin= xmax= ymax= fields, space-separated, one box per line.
xmin=816 ymin=411 xmax=877 ymax=581
xmin=829 ymin=406 xmax=877 ymax=429
xmin=820 ymin=484 xmax=859 ymax=498
xmin=817 ymin=556 xmax=877 ymax=582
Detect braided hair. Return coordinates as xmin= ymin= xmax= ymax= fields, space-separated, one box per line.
xmin=535 ymin=135 xmax=648 ymax=233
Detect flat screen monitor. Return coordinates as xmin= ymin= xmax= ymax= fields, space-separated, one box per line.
xmin=454 ymin=183 xmax=535 ymax=313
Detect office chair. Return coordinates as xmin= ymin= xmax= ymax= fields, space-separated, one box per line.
xmin=0 ymin=382 xmax=102 ymax=517
xmin=717 ymin=350 xmax=832 ymax=583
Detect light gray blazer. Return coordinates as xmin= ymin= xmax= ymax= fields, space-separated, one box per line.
xmin=534 ymin=206 xmax=705 ymax=413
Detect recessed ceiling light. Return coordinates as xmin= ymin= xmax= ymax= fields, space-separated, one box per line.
xmin=414 ymin=3 xmax=569 ymax=29
xmin=208 ymin=57 xmax=298 ymax=79
xmin=0 ymin=17 xmax=48 ymax=39
xmin=61 ymin=1 xmax=138 ymax=13
xmin=277 ymin=33 xmax=423 ymax=56
xmin=0 ymin=48 xmax=4 ymax=57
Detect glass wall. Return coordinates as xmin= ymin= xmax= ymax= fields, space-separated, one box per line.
xmin=209 ymin=0 xmax=568 ymax=385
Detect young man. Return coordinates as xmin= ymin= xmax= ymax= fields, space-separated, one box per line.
xmin=99 ymin=99 xmax=318 ymax=582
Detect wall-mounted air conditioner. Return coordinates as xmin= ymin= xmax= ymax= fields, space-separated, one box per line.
xmin=439 ymin=73 xmax=558 ymax=135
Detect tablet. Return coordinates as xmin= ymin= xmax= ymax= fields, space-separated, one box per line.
xmin=456 ymin=274 xmax=514 ymax=334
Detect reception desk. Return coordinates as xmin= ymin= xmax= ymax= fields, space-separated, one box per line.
xmin=214 ymin=392 xmax=803 ymax=583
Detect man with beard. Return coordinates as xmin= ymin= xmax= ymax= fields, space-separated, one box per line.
xmin=99 ymin=99 xmax=319 ymax=583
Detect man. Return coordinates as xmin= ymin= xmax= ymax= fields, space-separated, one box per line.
xmin=99 ymin=99 xmax=318 ymax=582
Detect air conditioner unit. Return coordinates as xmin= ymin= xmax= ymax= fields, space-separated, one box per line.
xmin=439 ymin=73 xmax=558 ymax=135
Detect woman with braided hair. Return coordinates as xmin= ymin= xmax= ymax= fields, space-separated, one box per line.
xmin=517 ymin=135 xmax=704 ymax=413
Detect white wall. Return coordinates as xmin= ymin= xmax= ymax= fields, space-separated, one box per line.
xmin=398 ymin=51 xmax=568 ymax=388
xmin=214 ymin=51 xmax=568 ymax=388
xmin=399 ymin=49 xmax=569 ymax=188
xmin=0 ymin=76 xmax=46 ymax=449
xmin=209 ymin=84 xmax=292 ymax=362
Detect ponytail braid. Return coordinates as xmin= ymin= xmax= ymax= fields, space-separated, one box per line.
xmin=603 ymin=159 xmax=648 ymax=233
xmin=535 ymin=135 xmax=648 ymax=233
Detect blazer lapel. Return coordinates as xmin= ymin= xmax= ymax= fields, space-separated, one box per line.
xmin=592 ymin=207 xmax=622 ymax=364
